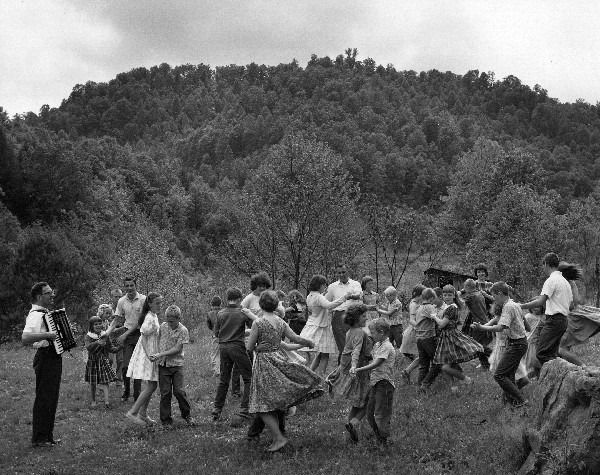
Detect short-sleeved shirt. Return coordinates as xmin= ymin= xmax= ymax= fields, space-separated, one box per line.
xmin=414 ymin=303 xmax=438 ymax=339
xmin=116 ymin=292 xmax=146 ymax=330
xmin=541 ymin=271 xmax=572 ymax=317
xmin=382 ymin=298 xmax=402 ymax=325
xmin=158 ymin=322 xmax=190 ymax=367
xmin=498 ymin=299 xmax=527 ymax=339
xmin=325 ymin=279 xmax=362 ymax=312
xmin=22 ymin=305 xmax=50 ymax=348
xmin=370 ymin=339 xmax=396 ymax=387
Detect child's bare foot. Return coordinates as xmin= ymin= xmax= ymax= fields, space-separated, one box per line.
xmin=126 ymin=412 xmax=146 ymax=426
xmin=266 ymin=437 xmax=288 ymax=452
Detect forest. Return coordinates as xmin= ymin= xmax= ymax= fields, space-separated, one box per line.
xmin=2 ymin=49 xmax=600 ymax=337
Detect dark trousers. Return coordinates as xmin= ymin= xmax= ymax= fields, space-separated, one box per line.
xmin=332 ymin=310 xmax=348 ymax=363
xmin=122 ymin=330 xmax=141 ymax=399
xmin=32 ymin=347 xmax=62 ymax=443
xmin=231 ymin=349 xmax=253 ymax=395
xmin=494 ymin=338 xmax=527 ymax=405
xmin=247 ymin=411 xmax=286 ymax=439
xmin=389 ymin=324 xmax=403 ymax=348
xmin=536 ymin=314 xmax=568 ymax=367
xmin=158 ymin=365 xmax=191 ymax=423
xmin=215 ymin=342 xmax=252 ymax=412
xmin=366 ymin=380 xmax=395 ymax=441
xmin=417 ymin=337 xmax=441 ymax=386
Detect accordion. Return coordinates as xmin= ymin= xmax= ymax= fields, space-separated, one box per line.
xmin=44 ymin=309 xmax=77 ymax=355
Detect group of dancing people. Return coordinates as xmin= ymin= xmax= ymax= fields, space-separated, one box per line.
xmin=21 ymin=253 xmax=600 ymax=451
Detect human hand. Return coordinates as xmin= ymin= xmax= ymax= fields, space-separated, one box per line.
xmin=98 ymin=338 xmax=106 ymax=346
xmin=471 ymin=323 xmax=480 ymax=330
xmin=306 ymin=340 xmax=315 ymax=349
xmin=349 ymin=367 xmax=357 ymax=378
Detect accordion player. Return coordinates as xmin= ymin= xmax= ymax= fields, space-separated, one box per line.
xmin=43 ymin=309 xmax=77 ymax=355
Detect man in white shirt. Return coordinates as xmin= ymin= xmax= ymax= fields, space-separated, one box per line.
xmin=22 ymin=282 xmax=61 ymax=447
xmin=116 ymin=277 xmax=146 ymax=401
xmin=521 ymin=252 xmax=572 ymax=373
xmin=325 ymin=263 xmax=362 ymax=362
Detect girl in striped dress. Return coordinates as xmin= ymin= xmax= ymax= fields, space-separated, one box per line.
xmin=85 ymin=316 xmax=118 ymax=408
xmin=431 ymin=285 xmax=483 ymax=391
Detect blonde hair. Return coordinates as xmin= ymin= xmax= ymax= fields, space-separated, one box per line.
xmin=97 ymin=304 xmax=113 ymax=318
xmin=165 ymin=305 xmax=182 ymax=318
xmin=383 ymin=286 xmax=398 ymax=297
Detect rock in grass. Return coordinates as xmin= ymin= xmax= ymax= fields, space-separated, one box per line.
xmin=520 ymin=358 xmax=600 ymax=475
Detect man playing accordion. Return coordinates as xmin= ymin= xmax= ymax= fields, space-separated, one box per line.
xmin=22 ymin=282 xmax=62 ymax=448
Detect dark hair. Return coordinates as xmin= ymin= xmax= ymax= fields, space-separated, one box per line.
xmin=344 ymin=303 xmax=367 ymax=326
xmin=259 ymin=290 xmax=279 ymax=312
xmin=473 ymin=263 xmax=488 ymax=277
xmin=210 ymin=296 xmax=222 ymax=307
xmin=335 ymin=263 xmax=348 ymax=270
xmin=250 ymin=272 xmax=272 ymax=291
xmin=138 ymin=292 xmax=162 ymax=328
xmin=308 ymin=275 xmax=327 ymax=292
xmin=287 ymin=289 xmax=305 ymax=304
xmin=88 ymin=316 xmax=102 ymax=332
xmin=442 ymin=284 xmax=463 ymax=308
xmin=226 ymin=287 xmax=243 ymax=301
xmin=490 ymin=281 xmax=510 ymax=296
xmin=558 ymin=262 xmax=583 ymax=281
xmin=123 ymin=276 xmax=137 ymax=286
xmin=31 ymin=282 xmax=49 ymax=301
xmin=543 ymin=253 xmax=560 ymax=268
xmin=421 ymin=288 xmax=436 ymax=301
xmin=361 ymin=275 xmax=374 ymax=290
xmin=411 ymin=284 xmax=426 ymax=299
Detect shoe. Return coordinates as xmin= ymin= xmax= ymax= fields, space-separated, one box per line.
xmin=345 ymin=421 xmax=359 ymax=442
xmin=49 ymin=438 xmax=61 ymax=445
xmin=513 ymin=400 xmax=529 ymax=408
xmin=286 ymin=406 xmax=297 ymax=417
xmin=211 ymin=410 xmax=221 ymax=421
xmin=183 ymin=417 xmax=196 ymax=426
xmin=32 ymin=441 xmax=54 ymax=448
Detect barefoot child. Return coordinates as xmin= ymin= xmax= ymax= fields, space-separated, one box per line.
xmin=85 ymin=316 xmax=118 ymax=408
xmin=431 ymin=285 xmax=483 ymax=392
xmin=150 ymin=305 xmax=193 ymax=426
xmin=326 ymin=303 xmax=372 ymax=442
xmin=351 ymin=318 xmax=395 ymax=446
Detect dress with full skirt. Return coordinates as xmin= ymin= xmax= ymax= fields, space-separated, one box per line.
xmin=84 ymin=332 xmax=117 ymax=385
xmin=561 ymin=305 xmax=600 ymax=347
xmin=249 ymin=316 xmax=323 ymax=413
xmin=326 ymin=327 xmax=372 ymax=408
xmin=399 ymin=299 xmax=419 ymax=355
xmin=126 ymin=312 xmax=159 ymax=382
xmin=434 ymin=304 xmax=484 ymax=365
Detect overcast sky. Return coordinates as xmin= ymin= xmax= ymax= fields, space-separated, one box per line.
xmin=2 ymin=0 xmax=599 ymax=116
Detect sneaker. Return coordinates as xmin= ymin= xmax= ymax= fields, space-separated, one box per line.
xmin=49 ymin=438 xmax=61 ymax=445
xmin=345 ymin=421 xmax=359 ymax=442
xmin=32 ymin=441 xmax=54 ymax=448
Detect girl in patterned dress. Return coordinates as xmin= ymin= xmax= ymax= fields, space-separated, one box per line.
xmin=85 ymin=316 xmax=118 ymax=408
xmin=431 ymin=285 xmax=483 ymax=392
xmin=247 ymin=290 xmax=324 ymax=452
xmin=300 ymin=275 xmax=349 ymax=375
xmin=125 ymin=292 xmax=162 ymax=426
xmin=326 ymin=303 xmax=372 ymax=442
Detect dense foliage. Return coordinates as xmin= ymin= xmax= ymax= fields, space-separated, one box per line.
xmin=2 ymin=50 xmax=600 ymax=335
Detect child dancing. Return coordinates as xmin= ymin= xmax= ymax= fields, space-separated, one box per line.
xmin=85 ymin=316 xmax=118 ymax=407
xmin=326 ymin=303 xmax=372 ymax=442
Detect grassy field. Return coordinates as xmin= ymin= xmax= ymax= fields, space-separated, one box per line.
xmin=1 ymin=331 xmax=598 ymax=475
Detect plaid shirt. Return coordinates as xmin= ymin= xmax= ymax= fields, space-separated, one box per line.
xmin=158 ymin=322 xmax=189 ymax=367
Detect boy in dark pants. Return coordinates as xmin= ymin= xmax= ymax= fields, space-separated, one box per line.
xmin=151 ymin=305 xmax=193 ymax=426
xmin=212 ymin=287 xmax=257 ymax=420
xmin=351 ymin=318 xmax=396 ymax=445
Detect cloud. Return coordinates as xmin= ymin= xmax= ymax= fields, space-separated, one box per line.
xmin=1 ymin=0 xmax=599 ymax=115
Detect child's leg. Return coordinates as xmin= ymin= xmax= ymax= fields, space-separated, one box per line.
xmin=159 ymin=365 xmax=173 ymax=423
xmin=442 ymin=364 xmax=465 ymax=381
xmin=315 ymin=353 xmax=329 ymax=376
xmin=373 ymin=381 xmax=394 ymax=442
xmin=558 ymin=345 xmax=583 ymax=366
xmin=98 ymin=384 xmax=109 ymax=404
xmin=309 ymin=353 xmax=321 ymax=372
xmin=365 ymin=386 xmax=379 ymax=438
xmin=214 ymin=346 xmax=234 ymax=414
xmin=171 ymin=366 xmax=191 ymax=420
xmin=139 ymin=381 xmax=158 ymax=418
xmin=89 ymin=382 xmax=97 ymax=405
xmin=348 ymin=405 xmax=367 ymax=423
xmin=232 ymin=345 xmax=253 ymax=414
xmin=260 ymin=412 xmax=287 ymax=451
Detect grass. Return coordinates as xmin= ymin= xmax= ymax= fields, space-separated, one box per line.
xmin=1 ymin=331 xmax=598 ymax=475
